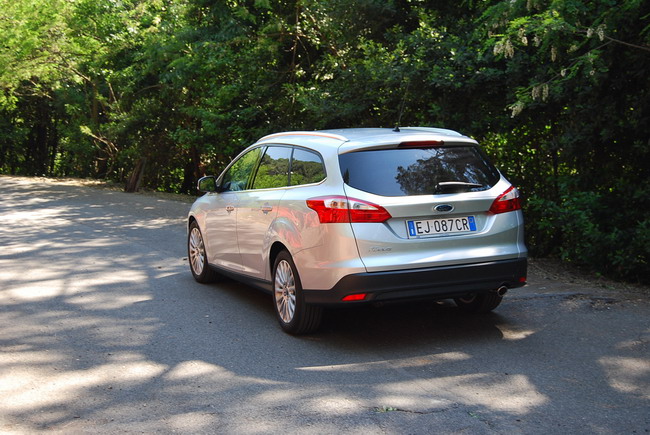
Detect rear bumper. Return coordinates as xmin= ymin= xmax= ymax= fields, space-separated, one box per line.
xmin=302 ymin=258 xmax=527 ymax=305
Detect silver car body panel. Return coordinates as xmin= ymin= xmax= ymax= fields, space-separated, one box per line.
xmin=343 ymin=179 xmax=526 ymax=273
xmin=199 ymin=191 xmax=242 ymax=272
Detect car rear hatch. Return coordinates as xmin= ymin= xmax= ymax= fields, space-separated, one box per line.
xmin=337 ymin=140 xmax=524 ymax=272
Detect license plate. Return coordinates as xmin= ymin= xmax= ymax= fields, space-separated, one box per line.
xmin=406 ymin=216 xmax=477 ymax=238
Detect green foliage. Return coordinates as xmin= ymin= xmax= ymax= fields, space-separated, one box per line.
xmin=0 ymin=0 xmax=648 ymax=283
xmin=474 ymin=0 xmax=650 ymax=283
xmin=525 ymin=181 xmax=649 ymax=283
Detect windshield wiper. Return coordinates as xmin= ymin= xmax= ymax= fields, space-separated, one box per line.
xmin=435 ymin=181 xmax=483 ymax=193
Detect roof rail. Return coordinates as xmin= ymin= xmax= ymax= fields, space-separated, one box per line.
xmin=259 ymin=131 xmax=348 ymax=142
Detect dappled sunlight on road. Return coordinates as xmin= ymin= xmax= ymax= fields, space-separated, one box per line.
xmin=293 ymin=350 xmax=547 ymax=414
xmin=377 ymin=374 xmax=547 ymax=414
xmin=495 ymin=324 xmax=537 ymax=341
xmin=4 ymin=284 xmax=66 ymax=301
xmin=600 ymin=356 xmax=650 ymax=400
xmin=297 ymin=351 xmax=471 ymax=372
xmin=1 ymin=176 xmax=649 ymax=433
xmin=66 ymin=293 xmax=154 ymax=310
xmin=165 ymin=360 xmax=237 ymax=381
xmin=2 ymin=357 xmax=168 ymax=412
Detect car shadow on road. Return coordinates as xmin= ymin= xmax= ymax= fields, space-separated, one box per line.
xmin=202 ymin=276 xmax=506 ymax=343
xmin=322 ymin=300 xmax=505 ymax=341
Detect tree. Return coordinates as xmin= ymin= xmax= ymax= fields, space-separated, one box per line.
xmin=1 ymin=0 xmax=647 ymax=281
xmin=476 ymin=0 xmax=650 ymax=281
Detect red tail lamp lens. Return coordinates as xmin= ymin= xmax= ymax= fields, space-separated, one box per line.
xmin=306 ymin=196 xmax=392 ymax=223
xmin=489 ymin=186 xmax=522 ymax=214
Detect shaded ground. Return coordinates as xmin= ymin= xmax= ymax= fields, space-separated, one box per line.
xmin=0 ymin=175 xmax=648 ymax=434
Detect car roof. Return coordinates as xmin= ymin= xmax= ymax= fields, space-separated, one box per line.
xmin=256 ymin=127 xmax=478 ymax=152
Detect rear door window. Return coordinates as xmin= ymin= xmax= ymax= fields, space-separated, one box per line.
xmin=339 ymin=146 xmax=500 ymax=196
xmin=252 ymin=146 xmax=291 ymax=189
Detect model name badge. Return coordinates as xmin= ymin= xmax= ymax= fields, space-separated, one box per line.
xmin=435 ymin=204 xmax=454 ymax=212
xmin=370 ymin=247 xmax=392 ymax=252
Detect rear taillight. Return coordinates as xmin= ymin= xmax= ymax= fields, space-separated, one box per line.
xmin=489 ymin=186 xmax=522 ymax=214
xmin=306 ymin=196 xmax=392 ymax=223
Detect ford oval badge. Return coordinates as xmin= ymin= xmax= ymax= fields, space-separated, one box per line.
xmin=434 ymin=204 xmax=454 ymax=213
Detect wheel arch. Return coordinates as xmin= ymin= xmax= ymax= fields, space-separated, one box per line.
xmin=269 ymin=242 xmax=289 ymax=274
xmin=187 ymin=215 xmax=198 ymax=231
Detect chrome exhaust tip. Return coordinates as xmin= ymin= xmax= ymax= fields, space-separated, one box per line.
xmin=494 ymin=286 xmax=508 ymax=297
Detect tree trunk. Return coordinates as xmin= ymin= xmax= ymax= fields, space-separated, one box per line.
xmin=124 ymin=158 xmax=146 ymax=192
xmin=180 ymin=145 xmax=201 ymax=194
xmin=48 ymin=117 xmax=58 ymax=175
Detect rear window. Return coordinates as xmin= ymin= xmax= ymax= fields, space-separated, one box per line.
xmin=339 ymin=146 xmax=500 ymax=196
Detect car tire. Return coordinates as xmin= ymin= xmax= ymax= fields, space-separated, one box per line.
xmin=188 ymin=221 xmax=220 ymax=283
xmin=454 ymin=292 xmax=502 ymax=313
xmin=272 ymin=251 xmax=323 ymax=335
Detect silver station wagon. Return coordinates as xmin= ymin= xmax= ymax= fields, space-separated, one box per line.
xmin=187 ymin=127 xmax=527 ymax=334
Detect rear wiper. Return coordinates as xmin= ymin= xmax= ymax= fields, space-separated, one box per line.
xmin=435 ymin=181 xmax=483 ymax=193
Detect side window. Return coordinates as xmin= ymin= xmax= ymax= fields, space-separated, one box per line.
xmin=252 ymin=146 xmax=291 ymax=189
xmin=290 ymin=148 xmax=326 ymax=186
xmin=221 ymin=147 xmax=263 ymax=192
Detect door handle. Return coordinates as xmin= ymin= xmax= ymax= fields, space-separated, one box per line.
xmin=225 ymin=205 xmax=235 ymax=213
xmin=261 ymin=205 xmax=273 ymax=214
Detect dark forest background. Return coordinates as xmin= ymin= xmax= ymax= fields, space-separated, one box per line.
xmin=1 ymin=0 xmax=648 ymax=282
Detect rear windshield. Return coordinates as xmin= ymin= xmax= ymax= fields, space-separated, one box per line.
xmin=339 ymin=146 xmax=500 ymax=196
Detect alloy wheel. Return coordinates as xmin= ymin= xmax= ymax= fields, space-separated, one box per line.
xmin=274 ymin=259 xmax=296 ymax=323
xmin=189 ymin=227 xmax=205 ymax=275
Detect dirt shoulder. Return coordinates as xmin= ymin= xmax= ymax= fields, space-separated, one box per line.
xmin=12 ymin=174 xmax=198 ymax=203
xmin=526 ymin=257 xmax=649 ymax=301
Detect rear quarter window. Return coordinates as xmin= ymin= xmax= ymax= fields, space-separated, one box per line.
xmin=290 ymin=148 xmax=326 ymax=186
xmin=339 ymin=146 xmax=500 ymax=196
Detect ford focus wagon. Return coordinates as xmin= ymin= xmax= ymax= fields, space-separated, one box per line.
xmin=187 ymin=127 xmax=527 ymax=334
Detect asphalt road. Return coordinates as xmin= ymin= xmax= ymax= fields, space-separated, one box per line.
xmin=1 ymin=175 xmax=648 ymax=434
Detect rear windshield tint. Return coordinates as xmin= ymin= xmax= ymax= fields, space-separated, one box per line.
xmin=339 ymin=146 xmax=500 ymax=196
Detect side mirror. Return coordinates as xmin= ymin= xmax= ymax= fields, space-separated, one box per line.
xmin=197 ymin=176 xmax=218 ymax=193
